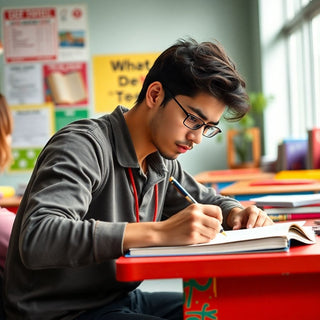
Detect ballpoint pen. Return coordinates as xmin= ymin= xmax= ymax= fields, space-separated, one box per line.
xmin=169 ymin=176 xmax=227 ymax=236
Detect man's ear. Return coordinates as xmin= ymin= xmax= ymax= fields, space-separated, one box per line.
xmin=145 ymin=81 xmax=164 ymax=108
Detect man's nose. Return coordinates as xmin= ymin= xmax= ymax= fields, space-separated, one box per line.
xmin=186 ymin=128 xmax=203 ymax=145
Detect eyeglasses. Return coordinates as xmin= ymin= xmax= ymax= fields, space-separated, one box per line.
xmin=170 ymin=95 xmax=222 ymax=138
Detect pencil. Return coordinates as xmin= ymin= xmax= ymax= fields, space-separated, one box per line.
xmin=169 ymin=176 xmax=227 ymax=236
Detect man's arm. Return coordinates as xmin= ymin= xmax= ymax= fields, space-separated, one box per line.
xmin=123 ymin=203 xmax=223 ymax=251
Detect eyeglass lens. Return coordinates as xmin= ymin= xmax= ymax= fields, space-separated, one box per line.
xmin=184 ymin=116 xmax=221 ymax=138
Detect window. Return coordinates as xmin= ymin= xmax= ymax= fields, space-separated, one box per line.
xmin=259 ymin=0 xmax=320 ymax=159
xmin=312 ymin=12 xmax=320 ymax=123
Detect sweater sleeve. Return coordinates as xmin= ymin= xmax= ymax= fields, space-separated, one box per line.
xmin=18 ymin=128 xmax=125 ymax=269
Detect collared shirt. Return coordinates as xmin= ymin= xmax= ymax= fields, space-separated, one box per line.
xmin=4 ymin=106 xmax=242 ymax=320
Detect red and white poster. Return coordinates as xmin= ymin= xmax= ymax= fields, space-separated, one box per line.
xmin=2 ymin=7 xmax=58 ymax=63
xmin=57 ymin=5 xmax=89 ymax=62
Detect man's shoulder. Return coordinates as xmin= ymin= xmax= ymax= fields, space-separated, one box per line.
xmin=57 ymin=115 xmax=111 ymax=140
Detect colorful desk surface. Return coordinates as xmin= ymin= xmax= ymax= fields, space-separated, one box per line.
xmin=117 ymin=223 xmax=320 ymax=320
xmin=219 ymin=179 xmax=320 ymax=197
xmin=194 ymin=168 xmax=275 ymax=184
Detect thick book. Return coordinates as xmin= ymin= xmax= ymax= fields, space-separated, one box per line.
xmin=307 ymin=128 xmax=320 ymax=169
xmin=250 ymin=194 xmax=320 ymax=207
xmin=276 ymin=138 xmax=308 ymax=171
xmin=263 ymin=205 xmax=320 ymax=215
xmin=269 ymin=213 xmax=320 ymax=222
xmin=249 ymin=179 xmax=316 ymax=186
xmin=128 ymin=222 xmax=316 ymax=257
xmin=275 ymin=169 xmax=320 ymax=180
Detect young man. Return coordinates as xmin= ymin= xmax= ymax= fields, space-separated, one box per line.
xmin=4 ymin=39 xmax=272 ymax=320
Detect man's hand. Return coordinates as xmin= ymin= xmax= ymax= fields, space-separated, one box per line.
xmin=123 ymin=204 xmax=224 ymax=252
xmin=227 ymin=205 xmax=273 ymax=230
xmin=157 ymin=203 xmax=223 ymax=245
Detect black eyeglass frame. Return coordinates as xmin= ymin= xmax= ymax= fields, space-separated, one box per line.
xmin=169 ymin=93 xmax=222 ymax=138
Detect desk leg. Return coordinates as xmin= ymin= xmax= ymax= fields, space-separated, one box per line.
xmin=183 ymin=273 xmax=320 ymax=320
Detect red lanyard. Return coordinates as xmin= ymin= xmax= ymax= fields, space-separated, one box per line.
xmin=127 ymin=168 xmax=158 ymax=222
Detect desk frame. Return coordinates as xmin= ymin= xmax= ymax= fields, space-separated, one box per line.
xmin=117 ymin=236 xmax=320 ymax=320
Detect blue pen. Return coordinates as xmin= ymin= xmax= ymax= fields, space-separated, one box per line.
xmin=169 ymin=176 xmax=197 ymax=204
xmin=169 ymin=176 xmax=227 ymax=236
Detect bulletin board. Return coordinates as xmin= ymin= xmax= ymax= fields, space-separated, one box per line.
xmin=2 ymin=4 xmax=90 ymax=171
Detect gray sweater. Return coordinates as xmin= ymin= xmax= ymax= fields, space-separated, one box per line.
xmin=4 ymin=106 xmax=242 ymax=319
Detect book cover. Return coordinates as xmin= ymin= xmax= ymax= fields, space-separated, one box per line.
xmin=250 ymin=194 xmax=320 ymax=207
xmin=307 ymin=128 xmax=320 ymax=169
xmin=275 ymin=169 xmax=320 ymax=180
xmin=249 ymin=179 xmax=316 ymax=186
xmin=128 ymin=222 xmax=315 ymax=257
xmin=269 ymin=213 xmax=320 ymax=222
xmin=277 ymin=138 xmax=308 ymax=171
xmin=263 ymin=204 xmax=320 ymax=214
xmin=276 ymin=143 xmax=284 ymax=172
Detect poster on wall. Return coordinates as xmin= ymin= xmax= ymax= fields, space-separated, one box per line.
xmin=93 ymin=52 xmax=159 ymax=113
xmin=2 ymin=4 xmax=90 ymax=125
xmin=10 ymin=103 xmax=55 ymax=171
xmin=2 ymin=7 xmax=58 ymax=63
xmin=57 ymin=4 xmax=89 ymax=62
xmin=43 ymin=61 xmax=89 ymax=107
xmin=55 ymin=108 xmax=88 ymax=131
xmin=4 ymin=64 xmax=44 ymax=105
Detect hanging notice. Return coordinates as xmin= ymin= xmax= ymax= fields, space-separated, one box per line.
xmin=93 ymin=52 xmax=159 ymax=113
xmin=57 ymin=4 xmax=88 ymax=61
xmin=4 ymin=64 xmax=44 ymax=105
xmin=10 ymin=103 xmax=55 ymax=171
xmin=2 ymin=7 xmax=58 ymax=63
xmin=11 ymin=103 xmax=54 ymax=147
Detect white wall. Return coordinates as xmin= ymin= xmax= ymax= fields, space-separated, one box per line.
xmin=0 ymin=0 xmax=261 ymax=187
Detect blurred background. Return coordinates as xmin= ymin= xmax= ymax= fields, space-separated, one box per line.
xmin=0 ymin=0 xmax=319 ymax=188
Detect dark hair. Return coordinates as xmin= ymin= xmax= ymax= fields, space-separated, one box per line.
xmin=0 ymin=94 xmax=13 ymax=171
xmin=136 ymin=38 xmax=249 ymax=121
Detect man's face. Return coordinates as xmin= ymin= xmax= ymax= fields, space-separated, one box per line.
xmin=150 ymin=92 xmax=226 ymax=160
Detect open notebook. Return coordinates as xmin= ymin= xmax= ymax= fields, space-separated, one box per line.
xmin=128 ymin=222 xmax=316 ymax=257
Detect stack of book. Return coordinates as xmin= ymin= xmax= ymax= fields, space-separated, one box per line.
xmin=250 ymin=194 xmax=320 ymax=222
xmin=275 ymin=127 xmax=320 ymax=172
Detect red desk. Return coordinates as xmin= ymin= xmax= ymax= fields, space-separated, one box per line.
xmin=0 ymin=195 xmax=21 ymax=213
xmin=117 ymin=234 xmax=320 ymax=319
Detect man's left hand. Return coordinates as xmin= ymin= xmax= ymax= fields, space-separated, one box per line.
xmin=227 ymin=205 xmax=273 ymax=230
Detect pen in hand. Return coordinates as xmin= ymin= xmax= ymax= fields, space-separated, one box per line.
xmin=169 ymin=176 xmax=227 ymax=236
